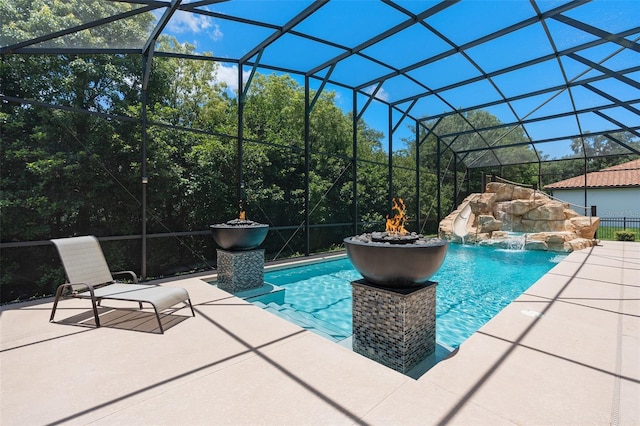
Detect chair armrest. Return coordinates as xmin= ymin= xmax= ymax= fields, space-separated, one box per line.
xmin=60 ymin=282 xmax=97 ymax=296
xmin=111 ymin=270 xmax=139 ymax=283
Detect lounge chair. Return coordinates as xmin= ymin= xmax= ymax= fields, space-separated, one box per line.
xmin=50 ymin=235 xmax=195 ymax=333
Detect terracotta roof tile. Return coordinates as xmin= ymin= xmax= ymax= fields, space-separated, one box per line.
xmin=544 ymin=159 xmax=640 ymax=189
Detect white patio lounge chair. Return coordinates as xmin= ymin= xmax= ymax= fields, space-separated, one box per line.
xmin=50 ymin=235 xmax=195 ymax=333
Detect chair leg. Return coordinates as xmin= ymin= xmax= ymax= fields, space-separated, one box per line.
xmin=152 ymin=301 xmax=194 ymax=334
xmin=49 ymin=285 xmax=69 ymax=322
xmin=152 ymin=305 xmax=164 ymax=334
xmin=50 ymin=284 xmax=100 ymax=328
xmin=85 ymin=287 xmax=101 ymax=328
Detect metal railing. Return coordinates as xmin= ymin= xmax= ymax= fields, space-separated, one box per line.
xmin=489 ymin=175 xmax=535 ymax=188
xmin=597 ymin=217 xmax=640 ymax=241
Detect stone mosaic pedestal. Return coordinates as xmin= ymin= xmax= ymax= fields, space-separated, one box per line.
xmin=351 ymin=279 xmax=436 ymax=373
xmin=216 ymin=249 xmax=264 ymax=293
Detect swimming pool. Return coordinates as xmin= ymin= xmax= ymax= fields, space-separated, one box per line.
xmin=249 ymin=244 xmax=566 ymax=349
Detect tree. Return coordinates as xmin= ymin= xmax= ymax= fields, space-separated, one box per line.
xmin=404 ymin=110 xmax=540 ymax=218
xmin=0 ymin=0 xmax=160 ymax=300
xmin=239 ymin=74 xmax=389 ymax=252
xmin=570 ymin=132 xmax=640 ymax=171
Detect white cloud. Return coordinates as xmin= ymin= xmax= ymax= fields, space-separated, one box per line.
xmin=211 ymin=23 xmax=223 ymax=42
xmin=163 ymin=11 xmax=224 ymax=46
xmin=167 ymin=10 xmax=212 ymax=34
xmin=364 ymin=84 xmax=390 ymax=102
xmin=215 ymin=64 xmax=251 ymax=93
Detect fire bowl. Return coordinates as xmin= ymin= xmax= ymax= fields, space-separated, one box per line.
xmin=344 ymin=234 xmax=448 ymax=288
xmin=210 ymin=221 xmax=269 ymax=250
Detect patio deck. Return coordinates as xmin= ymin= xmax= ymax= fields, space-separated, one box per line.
xmin=1 ymin=240 xmax=638 ymax=425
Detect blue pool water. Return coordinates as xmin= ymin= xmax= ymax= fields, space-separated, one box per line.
xmin=252 ymin=244 xmax=566 ymax=349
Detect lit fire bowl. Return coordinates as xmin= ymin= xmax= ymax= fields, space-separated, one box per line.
xmin=344 ymin=232 xmax=448 ymax=288
xmin=210 ymin=219 xmax=269 ymax=251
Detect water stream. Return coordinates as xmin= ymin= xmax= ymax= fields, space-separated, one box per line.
xmin=502 ymin=232 xmax=527 ymax=250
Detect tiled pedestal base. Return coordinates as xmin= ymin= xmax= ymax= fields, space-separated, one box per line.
xmin=216 ymin=249 xmax=264 ymax=293
xmin=351 ymin=279 xmax=436 ymax=373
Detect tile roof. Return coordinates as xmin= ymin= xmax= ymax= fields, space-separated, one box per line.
xmin=544 ymin=159 xmax=640 ymax=190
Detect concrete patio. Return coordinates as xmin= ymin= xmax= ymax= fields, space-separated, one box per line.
xmin=1 ymin=240 xmax=638 ymax=425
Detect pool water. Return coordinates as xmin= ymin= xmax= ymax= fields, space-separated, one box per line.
xmin=251 ymin=244 xmax=566 ymax=348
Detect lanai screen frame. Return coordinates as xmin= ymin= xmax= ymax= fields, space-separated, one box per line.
xmin=2 ymin=0 xmax=639 ymax=277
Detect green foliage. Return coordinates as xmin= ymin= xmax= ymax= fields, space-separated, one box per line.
xmin=7 ymin=1 xmax=590 ymax=301
xmin=1 ymin=0 xmax=154 ymax=48
xmin=540 ymin=135 xmax=639 ymax=187
xmin=614 ymin=230 xmax=636 ymax=241
xmin=0 ymin=39 xmax=396 ymax=301
xmin=570 ymin=133 xmax=639 ymax=169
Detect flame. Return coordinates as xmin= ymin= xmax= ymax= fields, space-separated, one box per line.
xmin=385 ymin=197 xmax=408 ymax=235
xmin=239 ymin=211 xmax=246 ymax=220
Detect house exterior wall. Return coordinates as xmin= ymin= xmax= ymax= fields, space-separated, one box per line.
xmin=548 ymin=187 xmax=640 ymax=217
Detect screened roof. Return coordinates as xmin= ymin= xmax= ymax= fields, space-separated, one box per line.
xmin=2 ymin=0 xmax=639 ymax=168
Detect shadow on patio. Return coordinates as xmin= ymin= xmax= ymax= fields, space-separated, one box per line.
xmin=1 ymin=241 xmax=638 ymax=425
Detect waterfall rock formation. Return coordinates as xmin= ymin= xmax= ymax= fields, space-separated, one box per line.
xmin=439 ymin=182 xmax=600 ymax=252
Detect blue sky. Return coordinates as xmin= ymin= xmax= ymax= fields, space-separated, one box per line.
xmin=155 ymin=0 xmax=640 ymax=162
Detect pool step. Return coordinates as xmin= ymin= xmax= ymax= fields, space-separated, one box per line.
xmin=253 ymin=301 xmax=349 ymax=342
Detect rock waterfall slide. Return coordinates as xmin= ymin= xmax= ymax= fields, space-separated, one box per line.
xmin=452 ymin=200 xmax=472 ymax=239
xmin=439 ymin=182 xmax=600 ymax=252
